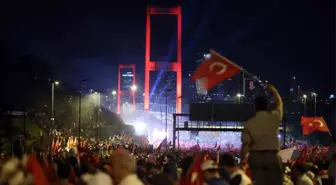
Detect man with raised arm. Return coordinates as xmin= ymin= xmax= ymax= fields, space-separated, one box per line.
xmin=240 ymin=84 xmax=283 ymax=185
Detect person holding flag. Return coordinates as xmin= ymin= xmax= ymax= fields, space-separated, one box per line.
xmin=191 ymin=50 xmax=283 ymax=184
xmin=240 ymin=84 xmax=283 ymax=185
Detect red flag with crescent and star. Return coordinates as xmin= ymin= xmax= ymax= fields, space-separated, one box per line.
xmin=300 ymin=116 xmax=330 ymax=135
xmin=191 ymin=50 xmax=242 ymax=90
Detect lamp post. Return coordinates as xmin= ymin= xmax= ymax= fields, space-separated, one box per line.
xmin=130 ymin=85 xmax=137 ymax=111
xmin=112 ymin=90 xmax=117 ymax=111
xmin=311 ymin=92 xmax=317 ymax=116
xmin=302 ymin=94 xmax=307 ymax=116
xmin=78 ymin=80 xmax=87 ymax=146
xmin=236 ymin=93 xmax=243 ymax=104
xmin=51 ymin=81 xmax=59 ymax=136
xmin=165 ymin=87 xmax=172 ymax=149
xmin=94 ymin=92 xmax=101 ymax=141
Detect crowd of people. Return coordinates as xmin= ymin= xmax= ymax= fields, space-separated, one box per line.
xmin=0 ymin=138 xmax=335 ymax=185
xmin=0 ymin=85 xmax=335 ymax=185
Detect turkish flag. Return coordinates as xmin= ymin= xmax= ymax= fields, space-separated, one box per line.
xmin=301 ymin=116 xmax=330 ymax=135
xmin=191 ymin=50 xmax=241 ymax=90
xmin=156 ymin=138 xmax=168 ymax=151
xmin=291 ymin=147 xmax=308 ymax=168
xmin=183 ymin=155 xmax=204 ymax=185
xmin=25 ymin=155 xmax=50 ymax=185
xmin=77 ymin=147 xmax=98 ymax=166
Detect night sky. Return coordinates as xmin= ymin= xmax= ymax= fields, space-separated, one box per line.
xmin=0 ymin=0 xmax=334 ymax=97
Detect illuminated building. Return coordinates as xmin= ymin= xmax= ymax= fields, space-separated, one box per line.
xmin=117 ymin=64 xmax=136 ymax=114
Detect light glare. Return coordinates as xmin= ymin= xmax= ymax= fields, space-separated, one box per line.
xmin=134 ymin=122 xmax=146 ymax=134
xmin=153 ymin=129 xmax=165 ymax=140
xmin=204 ymin=53 xmax=211 ymax=59
xmin=131 ymin=85 xmax=137 ymax=91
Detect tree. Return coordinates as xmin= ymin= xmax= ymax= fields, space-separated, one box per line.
xmin=0 ymin=48 xmax=130 ymax=141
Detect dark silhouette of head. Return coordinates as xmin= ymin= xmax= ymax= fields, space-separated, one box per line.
xmin=151 ymin=173 xmax=175 ymax=185
xmin=219 ymin=153 xmax=237 ymax=168
xmin=57 ymin=162 xmax=71 ymax=179
xmin=180 ymin=156 xmax=194 ymax=176
xmin=254 ymin=96 xmax=269 ymax=111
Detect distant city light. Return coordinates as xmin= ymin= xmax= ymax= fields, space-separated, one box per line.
xmin=330 ymin=94 xmax=335 ymax=99
xmin=112 ymin=90 xmax=117 ymax=95
xmin=236 ymin=93 xmax=243 ymax=98
xmin=54 ymin=81 xmax=60 ymax=85
xmin=303 ymin=94 xmax=307 ymax=99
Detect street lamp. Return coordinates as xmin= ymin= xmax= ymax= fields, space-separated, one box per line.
xmin=302 ymin=94 xmax=307 ymax=116
xmin=111 ymin=90 xmax=117 ymax=111
xmin=165 ymin=87 xmax=173 ymax=149
xmin=51 ymin=81 xmax=60 ymax=134
xmin=130 ymin=85 xmax=137 ymax=111
xmin=94 ymin=92 xmax=101 ymax=140
xmin=204 ymin=53 xmax=211 ymax=59
xmin=311 ymin=92 xmax=317 ymax=116
xmin=78 ymin=79 xmax=87 ymax=146
xmin=236 ymin=93 xmax=243 ymax=104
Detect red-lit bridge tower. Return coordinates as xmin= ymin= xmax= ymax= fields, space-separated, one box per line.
xmin=117 ymin=64 xmax=136 ymax=114
xmin=144 ymin=6 xmax=182 ymax=113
